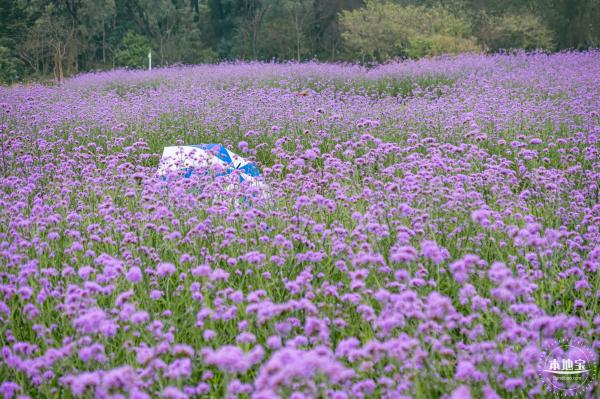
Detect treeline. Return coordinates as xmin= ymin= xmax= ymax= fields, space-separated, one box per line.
xmin=1 ymin=0 xmax=599 ymax=83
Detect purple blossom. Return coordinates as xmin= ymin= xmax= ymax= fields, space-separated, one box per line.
xmin=157 ymin=262 xmax=176 ymax=277
xmin=203 ymin=345 xmax=264 ymax=373
xmin=421 ymin=240 xmax=450 ymax=265
xmin=390 ymin=245 xmax=418 ymax=263
xmin=449 ymin=385 xmax=472 ymax=399
xmin=126 ymin=267 xmax=143 ymax=283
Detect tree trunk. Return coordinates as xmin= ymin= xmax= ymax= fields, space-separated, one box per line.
xmin=241 ymin=14 xmax=248 ymax=60
xmin=53 ymin=42 xmax=65 ymax=82
xmin=54 ymin=54 xmax=61 ymax=82
xmin=296 ymin=14 xmax=300 ymax=61
xmin=59 ymin=45 xmax=64 ymax=82
xmin=252 ymin=29 xmax=257 ymax=59
xmin=102 ymin=20 xmax=106 ymax=64
xmin=160 ymin=38 xmax=164 ymax=66
xmin=252 ymin=4 xmax=268 ymax=60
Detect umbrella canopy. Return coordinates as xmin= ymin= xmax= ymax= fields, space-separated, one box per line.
xmin=157 ymin=144 xmax=261 ymax=182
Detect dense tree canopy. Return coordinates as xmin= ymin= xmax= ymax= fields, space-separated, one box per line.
xmin=340 ymin=2 xmax=481 ymax=61
xmin=0 ymin=0 xmax=598 ymax=83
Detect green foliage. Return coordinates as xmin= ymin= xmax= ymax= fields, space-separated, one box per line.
xmin=0 ymin=43 xmax=22 ymax=84
xmin=528 ymin=0 xmax=599 ymax=49
xmin=177 ymin=35 xmax=218 ymax=65
xmin=340 ymin=1 xmax=481 ymax=61
xmin=339 ymin=1 xmax=411 ymax=61
xmin=0 ymin=0 xmax=29 ymax=83
xmin=0 ymin=0 xmax=599 ymax=83
xmin=426 ymin=34 xmax=481 ymax=56
xmin=478 ymin=13 xmax=555 ymax=51
xmin=114 ymin=32 xmax=152 ymax=69
xmin=249 ymin=0 xmax=313 ymax=61
xmin=170 ymin=5 xmax=218 ymax=64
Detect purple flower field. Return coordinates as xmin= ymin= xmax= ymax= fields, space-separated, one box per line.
xmin=0 ymin=52 xmax=599 ymax=398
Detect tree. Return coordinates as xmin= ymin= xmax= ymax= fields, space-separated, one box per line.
xmin=530 ymin=0 xmax=599 ymax=49
xmin=0 ymin=0 xmax=33 ymax=82
xmin=284 ymin=0 xmax=311 ymax=61
xmin=238 ymin=0 xmax=271 ymax=59
xmin=22 ymin=4 xmax=78 ymax=81
xmin=2 ymin=0 xmax=599 ymax=83
xmin=77 ymin=0 xmax=117 ymax=68
xmin=340 ymin=1 xmax=411 ymax=61
xmin=163 ymin=1 xmax=217 ymax=64
xmin=114 ymin=31 xmax=151 ymax=68
xmin=250 ymin=0 xmax=311 ymax=61
xmin=477 ymin=13 xmax=554 ymax=51
xmin=0 ymin=43 xmax=23 ymax=84
xmin=340 ymin=1 xmax=480 ymax=62
xmin=307 ymin=0 xmax=363 ymax=60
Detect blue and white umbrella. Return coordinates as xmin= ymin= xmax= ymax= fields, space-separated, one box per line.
xmin=158 ymin=144 xmax=261 ymax=182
